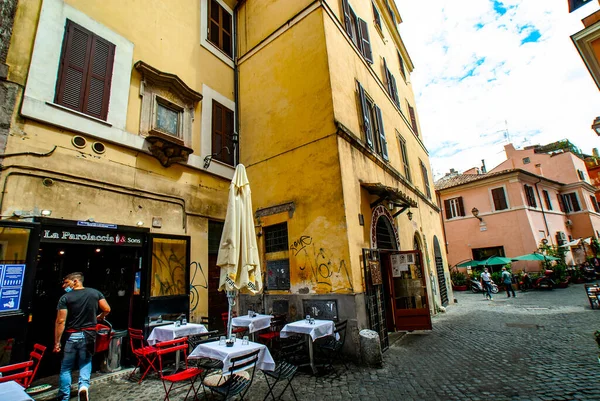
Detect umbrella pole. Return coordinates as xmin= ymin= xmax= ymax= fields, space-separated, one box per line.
xmin=226 ymin=290 xmax=236 ymax=340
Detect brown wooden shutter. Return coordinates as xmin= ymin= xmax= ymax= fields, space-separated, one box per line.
xmin=55 ymin=21 xmax=92 ymax=113
xmin=357 ymin=18 xmax=373 ymax=63
xmin=374 ymin=105 xmax=388 ymax=161
xmin=457 ymin=197 xmax=465 ymax=216
xmin=492 ymin=188 xmax=507 ymax=210
xmin=408 ymin=104 xmax=418 ymax=135
xmin=212 ymin=101 xmax=234 ymax=166
xmin=372 ymin=2 xmax=381 ymax=30
xmin=357 ymin=82 xmax=374 ymax=149
xmin=398 ymin=50 xmax=406 ymax=79
xmin=391 ymin=74 xmax=399 ymax=107
xmin=55 ymin=20 xmax=114 ymax=120
xmin=571 ymin=194 xmax=581 ymax=211
xmin=444 ymin=199 xmax=451 ymax=219
xmin=557 ymin=194 xmax=566 ymax=212
xmin=342 ymin=0 xmax=353 ymax=38
xmin=83 ymin=35 xmax=115 ymax=119
xmin=383 ymin=58 xmax=390 ymax=95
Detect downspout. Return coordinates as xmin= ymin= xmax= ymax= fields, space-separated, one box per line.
xmin=233 ymin=2 xmax=240 ymax=166
xmin=534 ymin=179 xmax=551 ymax=238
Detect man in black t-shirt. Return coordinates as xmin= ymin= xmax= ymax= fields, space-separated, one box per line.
xmin=54 ymin=272 xmax=110 ymax=401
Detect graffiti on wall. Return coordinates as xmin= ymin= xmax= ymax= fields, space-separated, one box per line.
xmin=150 ymin=239 xmax=187 ymax=297
xmin=291 ymin=235 xmax=353 ymax=293
xmin=189 ymin=261 xmax=208 ymax=312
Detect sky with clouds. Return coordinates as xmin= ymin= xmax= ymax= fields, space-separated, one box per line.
xmin=396 ymin=0 xmax=600 ymax=180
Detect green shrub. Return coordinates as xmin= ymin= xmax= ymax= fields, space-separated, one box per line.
xmin=451 ymin=271 xmax=467 ymax=286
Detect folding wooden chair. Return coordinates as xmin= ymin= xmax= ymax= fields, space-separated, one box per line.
xmin=156 ymin=338 xmax=203 ymax=401
xmin=128 ymin=328 xmax=158 ymax=384
xmin=0 ymin=343 xmax=46 ymax=388
xmin=204 ymin=349 xmax=260 ymax=400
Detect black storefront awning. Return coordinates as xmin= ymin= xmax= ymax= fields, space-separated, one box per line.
xmin=361 ymin=182 xmax=418 ymax=210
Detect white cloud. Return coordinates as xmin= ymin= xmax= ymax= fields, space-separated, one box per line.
xmin=396 ymin=0 xmax=600 ymax=179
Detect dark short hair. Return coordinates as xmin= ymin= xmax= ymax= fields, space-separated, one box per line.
xmin=64 ymin=272 xmax=84 ymax=284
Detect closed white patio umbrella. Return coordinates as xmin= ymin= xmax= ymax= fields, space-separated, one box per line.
xmin=217 ymin=164 xmax=262 ymax=341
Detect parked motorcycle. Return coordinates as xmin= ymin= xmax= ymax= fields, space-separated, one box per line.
xmin=520 ymin=270 xmax=554 ymax=291
xmin=471 ymin=279 xmax=499 ymax=294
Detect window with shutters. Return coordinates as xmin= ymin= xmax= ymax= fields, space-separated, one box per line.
xmin=557 ymin=192 xmax=566 ymax=212
xmin=55 ymin=20 xmax=115 ymax=121
xmin=577 ymin=169 xmax=586 ymax=181
xmin=420 ymin=160 xmax=431 ymax=199
xmin=444 ymin=197 xmax=465 ymax=219
xmin=208 ymin=0 xmax=232 ymax=58
xmin=372 ymin=2 xmax=382 ymax=33
xmin=383 ymin=59 xmax=400 ymax=108
xmin=212 ymin=100 xmax=235 ymax=166
xmin=357 ymin=81 xmax=388 ymax=161
xmin=491 ymin=187 xmax=508 ymax=211
xmin=524 ymin=185 xmax=537 ymax=208
xmin=398 ymin=51 xmax=406 ymax=81
xmin=543 ymin=190 xmax=553 ymax=210
xmin=590 ymin=195 xmax=600 ymax=213
xmin=341 ymin=0 xmax=373 ymax=63
xmin=397 ymin=133 xmax=411 ymax=182
xmin=407 ymin=102 xmax=418 ymax=136
xmin=563 ymin=192 xmax=581 ymax=212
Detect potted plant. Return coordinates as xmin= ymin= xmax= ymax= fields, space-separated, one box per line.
xmin=451 ymin=271 xmax=468 ymax=291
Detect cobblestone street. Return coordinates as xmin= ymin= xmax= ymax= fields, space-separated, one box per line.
xmin=51 ymin=282 xmax=600 ymax=401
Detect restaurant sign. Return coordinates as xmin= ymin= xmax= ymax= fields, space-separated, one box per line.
xmin=41 ymin=226 xmax=144 ymax=247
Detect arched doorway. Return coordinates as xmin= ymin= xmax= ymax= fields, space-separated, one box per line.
xmin=433 ymin=236 xmax=449 ymax=306
xmin=376 ymin=215 xmax=398 ymax=251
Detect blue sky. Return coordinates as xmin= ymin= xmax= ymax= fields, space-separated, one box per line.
xmin=396 ymin=0 xmax=600 ymax=179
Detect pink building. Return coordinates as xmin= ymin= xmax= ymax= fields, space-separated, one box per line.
xmin=435 ymin=142 xmax=600 ymax=272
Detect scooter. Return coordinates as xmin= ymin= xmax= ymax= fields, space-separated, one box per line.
xmin=520 ymin=270 xmax=554 ymax=291
xmin=471 ymin=278 xmax=499 ymax=294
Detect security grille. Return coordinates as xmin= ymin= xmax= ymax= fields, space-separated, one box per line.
xmin=362 ymin=248 xmax=389 ymax=352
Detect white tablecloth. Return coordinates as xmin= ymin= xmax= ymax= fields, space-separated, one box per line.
xmin=0 ymin=381 xmax=33 ymax=401
xmin=147 ymin=323 xmax=208 ymax=345
xmin=231 ymin=314 xmax=273 ymax=333
xmin=280 ymin=319 xmax=336 ymax=341
xmin=188 ymin=340 xmax=275 ymax=373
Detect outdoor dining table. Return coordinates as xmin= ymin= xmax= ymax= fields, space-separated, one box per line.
xmin=231 ymin=313 xmax=273 ymax=341
xmin=188 ymin=339 xmax=275 ymax=374
xmin=280 ymin=319 xmax=336 ymax=374
xmin=0 ymin=380 xmax=33 ymax=401
xmin=147 ymin=322 xmax=208 ymax=369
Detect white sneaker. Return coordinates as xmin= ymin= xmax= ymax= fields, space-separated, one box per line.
xmin=79 ymin=386 xmax=89 ymax=401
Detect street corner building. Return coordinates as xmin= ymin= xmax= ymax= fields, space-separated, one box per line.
xmin=0 ymin=0 xmax=451 ymax=376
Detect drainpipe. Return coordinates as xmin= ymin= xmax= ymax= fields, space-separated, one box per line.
xmin=233 ymin=2 xmax=240 ymax=165
xmin=534 ymin=178 xmax=551 ymax=238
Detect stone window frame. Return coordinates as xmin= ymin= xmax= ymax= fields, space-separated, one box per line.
xmin=200 ymin=0 xmax=235 ymax=69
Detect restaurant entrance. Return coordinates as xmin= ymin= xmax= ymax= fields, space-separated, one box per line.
xmin=28 ymin=218 xmax=147 ymax=378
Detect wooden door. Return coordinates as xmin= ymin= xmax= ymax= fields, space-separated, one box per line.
xmin=385 ymin=250 xmax=432 ymax=331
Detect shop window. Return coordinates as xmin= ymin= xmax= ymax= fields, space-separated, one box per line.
xmin=0 ymin=227 xmax=31 ymax=314
xmin=150 ymin=237 xmax=187 ymax=297
xmin=55 ymin=20 xmax=115 ymax=121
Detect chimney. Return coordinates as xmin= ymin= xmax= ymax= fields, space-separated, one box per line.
xmin=481 ymin=159 xmax=487 ymax=174
xmin=593 ymin=148 xmax=599 ymax=158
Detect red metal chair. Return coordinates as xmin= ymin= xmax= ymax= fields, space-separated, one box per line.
xmin=155 ymin=338 xmax=203 ymax=401
xmin=128 ymin=328 xmax=158 ymax=384
xmin=257 ymin=315 xmax=286 ymax=349
xmin=221 ymin=311 xmax=247 ymax=337
xmin=0 ymin=343 xmax=47 ymax=388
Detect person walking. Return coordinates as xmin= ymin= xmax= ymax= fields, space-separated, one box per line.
xmin=54 ymin=272 xmax=111 ymax=401
xmin=481 ymin=267 xmax=493 ymax=300
xmin=502 ymin=266 xmax=516 ymax=298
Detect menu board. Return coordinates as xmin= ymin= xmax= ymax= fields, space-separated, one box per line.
xmin=0 ymin=264 xmax=25 ymax=312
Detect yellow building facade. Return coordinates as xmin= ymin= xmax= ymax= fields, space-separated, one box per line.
xmin=0 ymin=0 xmax=242 ymax=366
xmin=237 ymin=0 xmax=452 ymax=353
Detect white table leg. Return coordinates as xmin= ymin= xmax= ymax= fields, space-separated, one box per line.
xmin=175 ymin=349 xmax=181 ymax=371
xmin=307 ymin=335 xmax=317 ymax=375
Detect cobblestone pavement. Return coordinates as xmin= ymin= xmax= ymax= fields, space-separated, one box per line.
xmin=59 ymin=282 xmax=599 ymax=401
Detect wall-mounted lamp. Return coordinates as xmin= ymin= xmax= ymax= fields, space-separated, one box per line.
xmin=541 ymin=238 xmax=548 ymax=246
xmin=41 ymin=209 xmax=52 ymax=216
xmin=407 ymin=210 xmax=413 ymax=221
xmin=592 ymin=116 xmax=600 ymax=136
xmin=471 ymin=207 xmax=482 ymax=222
xmin=136 ymin=221 xmax=144 ymax=227
xmin=203 ymin=146 xmax=231 ymax=169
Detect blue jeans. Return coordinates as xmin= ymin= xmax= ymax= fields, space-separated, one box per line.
xmin=483 ymin=281 xmax=493 ymax=299
xmin=59 ymin=332 xmax=92 ymax=401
